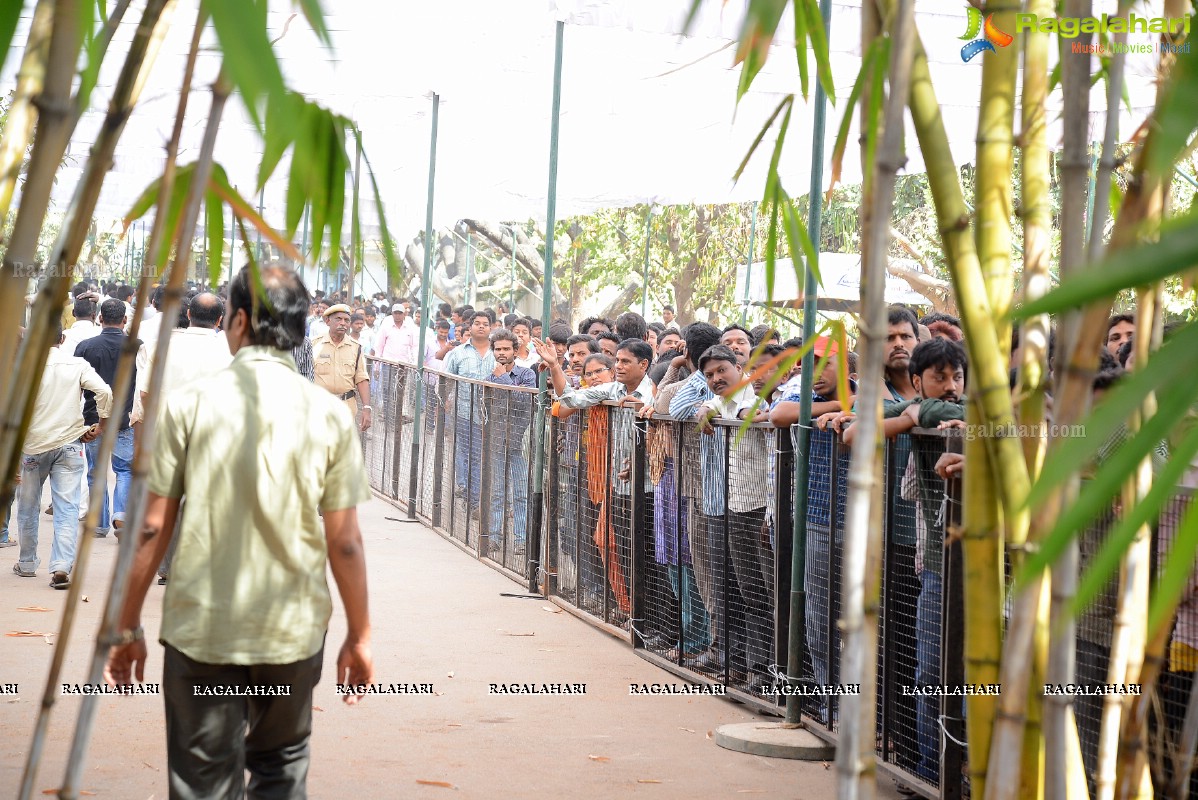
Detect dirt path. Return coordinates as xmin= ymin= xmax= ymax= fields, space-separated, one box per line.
xmin=0 ymin=492 xmax=900 ymax=799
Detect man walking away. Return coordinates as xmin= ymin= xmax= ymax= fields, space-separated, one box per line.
xmin=75 ymin=299 xmax=137 ymax=539
xmin=105 ymin=265 xmax=373 ymax=798
xmin=14 ymin=318 xmax=112 ymax=588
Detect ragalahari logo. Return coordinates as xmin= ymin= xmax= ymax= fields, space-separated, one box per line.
xmin=960 ymin=6 xmax=1014 ymax=62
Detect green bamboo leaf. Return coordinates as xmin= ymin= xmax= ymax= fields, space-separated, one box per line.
xmin=799 ymin=0 xmax=836 ymax=104
xmin=734 ymin=0 xmax=788 ymax=101
xmin=862 ymin=36 xmax=889 ymax=200
xmin=1027 ymin=321 xmax=1198 ymax=507
xmin=765 ymin=192 xmax=780 ymax=302
xmin=293 ymin=0 xmax=332 ymax=47
xmin=0 ymin=1 xmax=25 ymax=80
xmin=158 ymin=166 xmax=195 ymax=269
xmin=1014 ymin=214 xmax=1198 ymax=317
xmin=793 ymin=0 xmax=809 ymax=101
xmin=208 ymin=167 xmax=303 ymax=261
xmin=1048 ymin=60 xmax=1062 ymax=94
xmin=736 ymin=44 xmax=767 ymax=103
xmin=357 ymin=131 xmax=403 ymax=284
xmin=681 ymin=0 xmax=704 ymax=35
xmin=781 ymin=190 xmax=821 ymax=286
xmin=734 ymin=95 xmax=793 ymax=185
xmin=1109 ymin=175 xmax=1122 ymax=225
xmin=1017 ymin=365 xmax=1198 ymax=587
xmin=307 ymin=106 xmax=332 ymax=262
xmin=1070 ymin=418 xmax=1198 ymax=618
xmin=258 ymin=91 xmax=300 ymax=192
xmin=1148 ymin=48 xmax=1198 ymax=180
xmin=206 ymin=0 xmax=285 ymax=131
xmin=828 ymin=40 xmax=879 ymax=199
xmin=1148 ymin=497 xmax=1198 ymax=637
xmin=206 ymin=170 xmax=225 ymax=288
xmin=324 ymin=117 xmax=348 ymax=272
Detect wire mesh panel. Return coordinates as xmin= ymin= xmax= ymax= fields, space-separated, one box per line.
xmin=799 ymin=425 xmax=840 ymax=730
xmin=479 ymin=382 xmax=537 ymax=578
xmin=362 ymin=357 xmax=393 ymax=495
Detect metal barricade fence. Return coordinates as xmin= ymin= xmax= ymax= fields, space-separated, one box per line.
xmin=364 ymin=366 xmax=1198 ymax=800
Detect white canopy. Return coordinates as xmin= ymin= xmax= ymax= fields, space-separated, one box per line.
xmin=736 ymin=253 xmax=932 ymax=311
xmin=3 ymin=0 xmax=1166 ymax=244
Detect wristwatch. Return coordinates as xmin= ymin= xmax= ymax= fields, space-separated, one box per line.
xmin=112 ymin=626 xmax=144 ymax=646
xmin=361 ymin=405 xmax=372 ymax=411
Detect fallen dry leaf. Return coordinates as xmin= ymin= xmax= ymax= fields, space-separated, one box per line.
xmin=637 ymin=779 xmax=662 ymax=784
xmin=42 ymin=792 xmax=96 ymax=797
xmin=446 ymin=671 xmax=455 ymax=678
xmin=541 ymin=606 xmax=563 ymax=614
xmin=415 ymin=779 xmax=455 ymax=789
xmin=679 ymin=727 xmax=695 ymax=733
xmin=706 ymin=730 xmax=713 ymax=740
xmin=142 ymin=761 xmax=159 ymax=771
xmin=81 ymin=596 xmax=89 ymax=602
xmin=823 ymin=762 xmax=831 ymax=770
xmin=587 ymin=755 xmax=610 ymax=762
xmin=312 ymin=706 xmax=324 ymax=712
xmin=17 ymin=606 xmax=52 ymax=612
xmin=736 ymin=791 xmax=767 ymax=794
xmin=446 ymin=723 xmax=462 ymax=727
xmin=500 ymin=631 xmax=535 ymax=637
xmin=537 ymin=648 xmax=555 ymax=652
xmin=8 ymin=631 xmax=53 ymax=637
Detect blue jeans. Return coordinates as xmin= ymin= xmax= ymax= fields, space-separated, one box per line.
xmin=18 ymin=442 xmax=86 ymax=574
xmin=453 ymin=415 xmax=483 ymax=504
xmin=667 ymin=564 xmax=711 ymax=654
xmin=914 ymin=569 xmax=943 ymax=783
xmin=488 ymin=449 xmax=528 ymax=545
xmin=84 ymin=427 xmax=134 ymax=534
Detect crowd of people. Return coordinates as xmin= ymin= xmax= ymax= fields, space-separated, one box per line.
xmin=6 ymin=267 xmax=1194 ymax=796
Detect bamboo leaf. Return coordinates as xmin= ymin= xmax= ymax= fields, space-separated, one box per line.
xmin=1147 ymin=48 xmax=1198 ymax=180
xmin=681 ymin=0 xmax=704 ymax=36
xmin=799 ymin=0 xmax=836 ymax=104
xmin=1047 ymin=60 xmax=1062 ymax=94
xmin=293 ymin=0 xmax=331 ymax=47
xmin=1014 ymin=214 xmax=1198 ymax=316
xmin=76 ymin=0 xmax=105 ymax=115
xmin=793 ymin=0 xmax=809 ymax=101
xmin=736 ymin=44 xmax=767 ymax=103
xmin=733 ymin=95 xmax=793 ymax=185
xmin=0 ymin=0 xmax=20 ymax=77
xmin=861 ymin=36 xmax=889 ymax=200
xmin=306 ymin=105 xmax=331 ymax=262
xmin=357 ymin=132 xmax=403 ymax=284
xmin=205 ymin=0 xmax=284 ymax=131
xmin=205 ymin=174 xmax=225 ymax=288
xmin=324 ymin=117 xmax=348 ymax=273
xmin=208 ymin=169 xmax=302 ymax=262
xmin=764 ymin=191 xmax=780 ymax=301
xmin=1148 ymin=497 xmax=1198 ymax=636
xmin=258 ymin=91 xmax=300 ymax=192
xmin=734 ymin=0 xmax=788 ymax=100
xmin=781 ymin=190 xmax=820 ymax=286
xmin=1070 ymin=419 xmax=1198 ymax=618
xmin=828 ymin=41 xmax=879 ymax=201
xmin=1027 ymin=320 xmax=1198 ymax=507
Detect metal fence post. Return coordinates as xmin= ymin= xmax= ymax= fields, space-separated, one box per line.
xmin=391 ymin=367 xmax=407 ymax=501
xmin=630 ymin=409 xmax=649 ymax=648
xmin=544 ymin=413 xmax=560 ymax=593
xmin=881 ymin=436 xmax=899 ymax=757
xmin=431 ymin=374 xmax=447 ymax=529
xmin=773 ymin=425 xmax=795 ymax=702
xmin=477 ymin=384 xmax=493 ymax=558
xmin=941 ymin=435 xmax=966 ymax=800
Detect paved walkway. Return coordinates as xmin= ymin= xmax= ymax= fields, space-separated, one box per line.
xmin=0 ymin=493 xmax=901 ymax=799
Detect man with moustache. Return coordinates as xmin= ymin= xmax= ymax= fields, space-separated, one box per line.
xmin=311 ymin=304 xmax=372 ymax=432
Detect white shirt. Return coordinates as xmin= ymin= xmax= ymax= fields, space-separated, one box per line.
xmin=308 ymin=317 xmax=329 ymax=340
xmin=132 ymin=327 xmax=232 ymax=424
xmin=61 ymin=319 xmax=100 ymax=357
xmin=24 ymin=347 xmax=113 ymax=455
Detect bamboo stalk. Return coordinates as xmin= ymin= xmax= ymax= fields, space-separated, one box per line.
xmin=836 ymin=1 xmax=914 ymax=796
xmin=57 ymin=8 xmax=206 ymax=798
xmin=900 ymin=20 xmax=1039 ymax=800
xmin=0 ymin=0 xmax=52 ymax=225
xmin=1086 ymin=1 xmax=1131 ymax=261
xmin=14 ymin=4 xmax=176 ymax=799
xmin=0 ymin=0 xmax=82 ymax=515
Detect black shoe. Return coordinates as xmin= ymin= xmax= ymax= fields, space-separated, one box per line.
xmin=157 ymin=575 xmax=168 ymax=585
xmin=50 ymin=571 xmax=70 ymax=590
xmin=685 ymin=649 xmax=722 ymax=672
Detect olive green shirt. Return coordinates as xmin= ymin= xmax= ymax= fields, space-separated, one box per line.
xmin=149 ymin=346 xmax=371 ymax=665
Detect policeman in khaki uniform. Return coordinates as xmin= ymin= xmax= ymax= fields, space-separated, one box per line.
xmin=311 ymin=304 xmax=372 ymax=431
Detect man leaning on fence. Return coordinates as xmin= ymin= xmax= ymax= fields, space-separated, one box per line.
xmin=484 ymin=328 xmax=536 ymax=557
xmin=444 ymin=310 xmax=496 ymax=510
xmin=312 ymin=303 xmax=372 ymax=433
xmin=104 ymin=264 xmax=373 ymax=800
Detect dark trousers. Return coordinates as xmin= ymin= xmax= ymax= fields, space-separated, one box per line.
xmin=728 ymin=507 xmax=773 ymax=678
xmin=163 ymin=642 xmax=324 ymax=800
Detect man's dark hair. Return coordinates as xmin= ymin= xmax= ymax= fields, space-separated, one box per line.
xmin=698 ymin=344 xmax=739 ymax=373
xmin=919 ymin=311 xmax=961 ymax=329
xmin=663 ymin=304 xmax=675 ymax=313
xmin=527 ymin=318 xmax=542 ymax=329
xmin=99 ymin=298 xmax=126 ymax=326
xmin=478 ymin=308 xmax=496 ymax=324
xmin=438 ymin=302 xmax=452 ymax=318
xmin=188 ymin=292 xmax=224 ymax=329
xmin=749 ymin=324 xmax=779 ymax=346
xmin=683 ymin=322 xmax=722 ymax=370
xmin=228 ymin=264 xmax=308 ymax=350
xmin=71 ymin=280 xmax=90 ymax=298
xmin=435 ymin=319 xmax=451 ymax=331
xmin=176 ymin=295 xmax=191 ymax=329
xmin=350 ymin=313 xmax=364 ymax=324
xmin=762 ymin=342 xmax=785 ymax=360
xmin=150 ymin=285 xmax=166 ymax=310
xmin=649 ymin=349 xmax=683 ymax=385
xmin=721 ymin=323 xmax=752 ymax=340
xmin=1098 ymin=347 xmax=1119 ymax=372
xmin=647 ymin=322 xmax=666 ymax=336
xmin=579 ymin=316 xmax=611 ymax=335
xmin=615 ymin=311 xmax=649 ymax=342
xmin=114 ymin=285 xmax=135 ymax=302
xmin=73 ymin=297 xmax=96 ymax=319
xmin=489 ymin=328 xmax=519 ymax=348
xmin=616 ymin=338 xmax=653 ymax=365
xmin=548 ymin=323 xmax=571 ymax=345
xmin=503 ymin=313 xmax=520 ymax=328
xmin=847 ymin=351 xmax=859 ymax=374
xmin=595 ymin=330 xmax=620 ymax=347
xmin=364 ymin=307 xmax=376 ymax=318
xmin=888 ymin=305 xmax=920 ymax=339
xmin=510 ymin=317 xmax=532 ymax=333
xmin=453 ymin=304 xmax=471 ymax=319
xmin=1093 ymin=368 xmax=1124 ymax=391
xmin=909 ymin=337 xmax=968 ymax=379
xmin=1107 ymin=312 xmax=1134 ymax=331
xmin=566 ymin=333 xmax=599 ymax=352
xmin=782 ymin=336 xmax=803 ymax=351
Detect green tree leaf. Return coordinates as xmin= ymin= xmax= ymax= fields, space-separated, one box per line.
xmin=205 ymin=0 xmax=285 ymax=131
xmin=293 ymin=0 xmax=332 ymax=47
xmin=0 ymin=1 xmax=27 ymax=82
xmin=206 ymin=168 xmax=226 ymax=288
